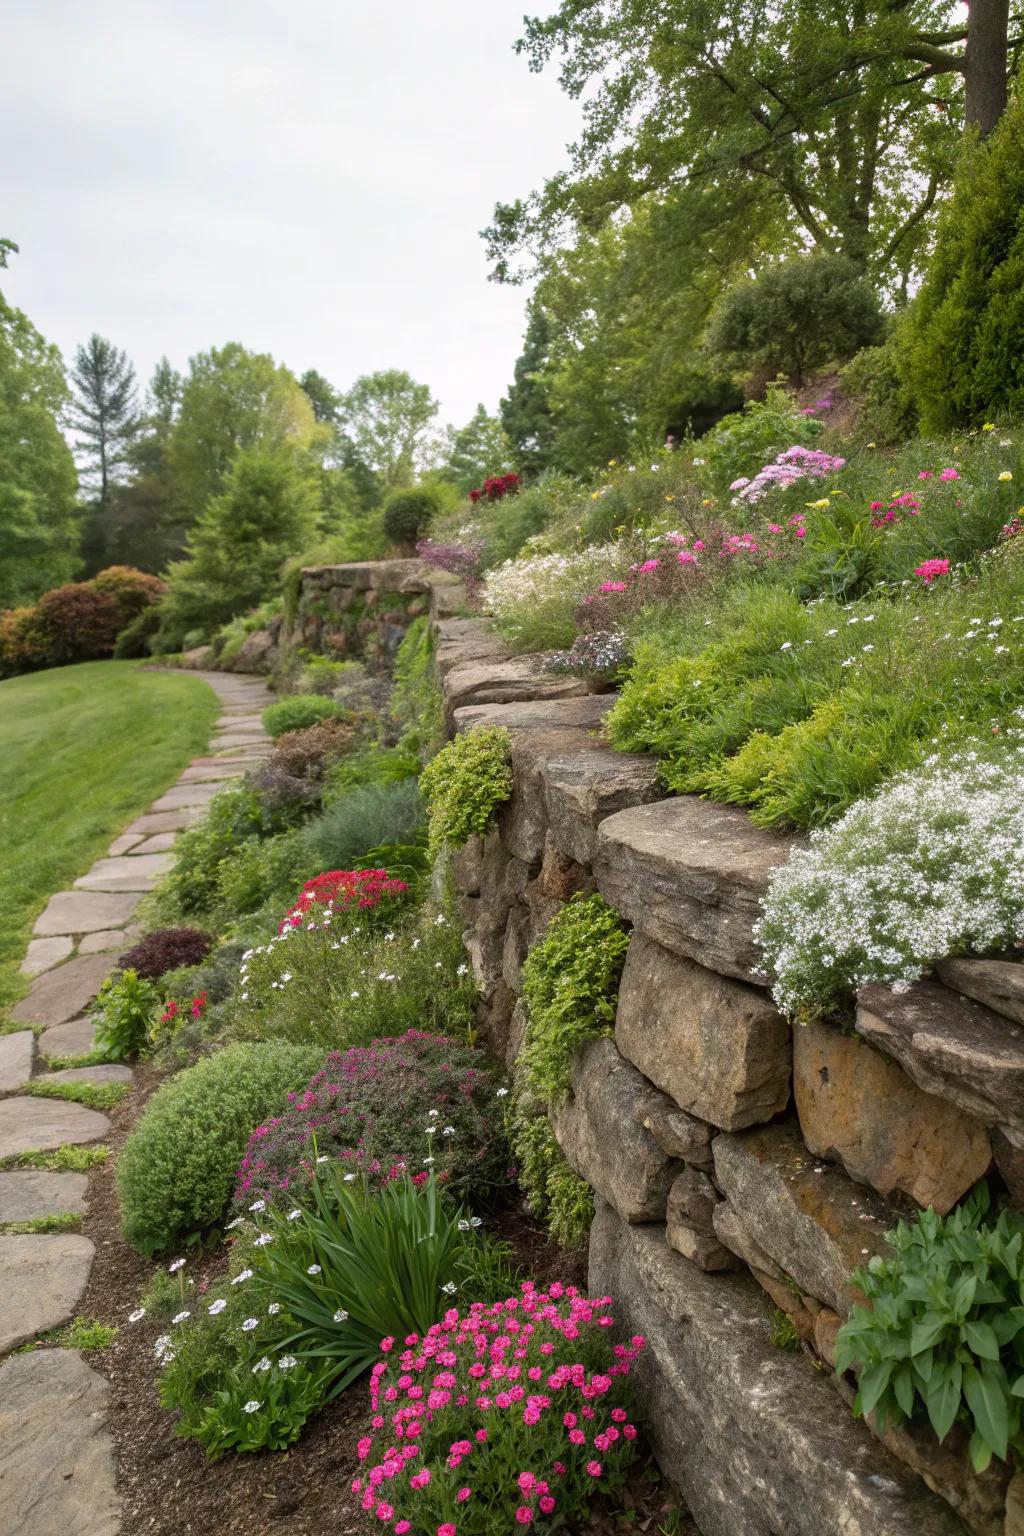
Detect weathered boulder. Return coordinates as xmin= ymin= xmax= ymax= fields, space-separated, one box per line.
xmin=634 ymin=1096 xmax=715 ymax=1171
xmin=0 ymin=1234 xmax=96 ymax=1352
xmin=666 ymin=1169 xmax=740 ymax=1272
xmin=443 ymin=656 xmax=593 ymax=729
xmin=712 ymin=1201 xmax=786 ymax=1282
xmin=453 ymin=694 xmax=613 ymax=735
xmin=0 ymin=1350 xmax=119 ymax=1536
xmin=542 ymin=745 xmax=662 ymax=866
xmin=712 ymin=1120 xmax=893 ymax=1316
xmin=589 ymin=1204 xmax=968 ymax=1536
xmin=229 ymin=627 xmax=277 ymax=673
xmin=550 ymin=1039 xmax=682 ymax=1223
xmin=856 ymin=981 xmax=1024 ymax=1135
xmin=615 ymin=935 xmax=791 ymax=1131
xmin=993 ymin=1127 xmax=1024 ymax=1211
xmin=496 ymin=728 xmax=603 ymax=864
xmin=594 ymin=797 xmax=797 ymax=983
xmin=433 ymin=618 xmax=510 ymax=681
xmin=794 ymin=1020 xmax=992 ymax=1213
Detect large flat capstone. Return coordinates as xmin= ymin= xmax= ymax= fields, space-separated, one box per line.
xmin=32 ymin=890 xmax=141 ymax=938
xmin=0 ymin=1097 xmax=110 ymax=1160
xmin=615 ymin=935 xmax=791 ymax=1131
xmin=0 ymin=1030 xmax=34 ymax=1092
xmin=550 ymin=1039 xmax=682 ymax=1223
xmin=10 ymin=954 xmax=114 ymax=1028
xmin=542 ymin=744 xmax=662 ymax=866
xmin=937 ymin=957 xmax=1024 ymax=1027
xmin=589 ymin=1204 xmax=966 ymax=1536
xmin=593 ymin=797 xmax=797 ymax=983
xmin=0 ymin=1234 xmax=96 ymax=1352
xmin=443 ymin=656 xmax=593 ymax=728
xmin=711 ymin=1120 xmax=893 ymax=1316
xmin=0 ymin=1349 xmax=119 ymax=1536
xmin=794 ymin=1020 xmax=992 ymax=1213
xmin=856 ymin=981 xmax=1024 ymax=1135
xmin=0 ymin=1170 xmax=89 ymax=1223
xmin=453 ymin=695 xmax=614 ymax=735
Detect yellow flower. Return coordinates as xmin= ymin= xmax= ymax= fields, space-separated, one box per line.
xmin=590 ymin=491 xmax=601 ymax=500
xmin=608 ymin=458 xmax=618 ymax=467
xmin=983 ymin=423 xmax=996 ymax=431
xmin=866 ymin=442 xmax=877 ymax=449
xmin=806 ymin=498 xmax=830 ymax=509
xmin=1000 ymin=471 xmax=1014 ymax=482
xmin=701 ymin=498 xmax=715 ymax=507
xmin=664 ymin=494 xmax=676 ymax=503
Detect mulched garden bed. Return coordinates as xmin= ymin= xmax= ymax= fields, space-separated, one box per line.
xmin=63 ymin=1072 xmax=696 ymax=1536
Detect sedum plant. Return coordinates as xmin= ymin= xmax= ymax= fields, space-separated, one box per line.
xmin=835 ymin=1186 xmax=1024 ymax=1472
xmin=419 ymin=725 xmax=512 ymax=856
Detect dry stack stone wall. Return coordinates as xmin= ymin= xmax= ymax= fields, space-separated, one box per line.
xmin=428 ymin=601 xmax=1024 ymax=1536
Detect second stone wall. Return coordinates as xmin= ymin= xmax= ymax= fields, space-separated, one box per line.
xmin=433 ymin=608 xmax=1024 ymax=1536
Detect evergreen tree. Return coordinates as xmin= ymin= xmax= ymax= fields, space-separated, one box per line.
xmin=91 ymin=359 xmax=185 ymax=575
xmin=500 ymin=306 xmax=557 ymax=476
xmin=67 ymin=334 xmax=139 ymax=510
xmin=902 ymin=88 xmax=1024 ymax=431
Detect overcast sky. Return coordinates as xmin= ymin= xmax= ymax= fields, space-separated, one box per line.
xmin=2 ymin=0 xmax=580 ymax=429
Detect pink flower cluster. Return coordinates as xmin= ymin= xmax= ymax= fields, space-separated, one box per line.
xmin=353 ymin=1284 xmax=645 ymax=1535
xmin=730 ymin=445 xmax=846 ymax=505
xmin=279 ymin=869 xmax=409 ymax=935
xmin=914 ymin=558 xmax=951 ymax=584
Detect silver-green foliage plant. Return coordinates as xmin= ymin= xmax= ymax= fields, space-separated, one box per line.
xmin=756 ymin=737 xmax=1024 ymax=1018
xmin=835 ymin=1187 xmax=1024 ymax=1472
xmin=419 ymin=725 xmax=513 ymax=856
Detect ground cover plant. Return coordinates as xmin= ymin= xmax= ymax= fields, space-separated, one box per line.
xmin=355 ymin=1282 xmax=646 ymax=1533
xmin=234 ymin=1030 xmax=508 ymax=1208
xmin=420 ymin=726 xmax=512 ymax=856
xmin=0 ymin=660 xmax=219 ymax=1016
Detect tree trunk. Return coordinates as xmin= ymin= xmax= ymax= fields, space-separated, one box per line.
xmin=965 ymin=0 xmax=1010 ymax=137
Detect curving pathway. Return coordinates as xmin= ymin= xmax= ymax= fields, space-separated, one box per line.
xmin=0 ymin=669 xmax=274 ymax=1536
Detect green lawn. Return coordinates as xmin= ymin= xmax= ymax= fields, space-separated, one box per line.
xmin=0 ymin=661 xmax=220 ymax=1017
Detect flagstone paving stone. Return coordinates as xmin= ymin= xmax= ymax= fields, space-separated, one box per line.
xmin=0 ymin=1032 xmax=34 ymax=1093
xmin=21 ymin=936 xmax=74 ymax=976
xmin=107 ymin=833 xmax=143 ymax=856
xmin=33 ymin=891 xmax=141 ymax=938
xmin=0 ymin=1350 xmax=120 ymax=1535
xmin=178 ymin=763 xmax=247 ymax=782
xmin=0 ymin=1170 xmax=88 ymax=1223
xmin=128 ymin=831 xmax=178 ymax=852
xmin=35 ymin=1064 xmax=134 ymax=1088
xmin=0 ymin=1235 xmax=96 ymax=1353
xmin=74 ymin=853 xmax=174 ymax=892
xmin=0 ymin=1097 xmax=110 ymax=1161
xmin=77 ymin=928 xmax=136 ymax=956
xmin=150 ymin=782 xmax=224 ymax=810
xmin=11 ymin=954 xmax=116 ymax=1028
xmin=120 ymin=808 xmax=200 ymax=836
xmin=38 ymin=1018 xmax=99 ymax=1061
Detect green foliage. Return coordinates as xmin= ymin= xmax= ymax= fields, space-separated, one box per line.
xmin=512 ymin=1110 xmax=594 ymax=1249
xmin=520 ymin=896 xmax=630 ymax=1104
xmin=4 ymin=1143 xmax=109 ymax=1172
xmin=1 ymin=1210 xmax=81 ymax=1235
xmin=835 ymin=1187 xmax=1024 ymax=1472
xmin=27 ymin=1078 xmax=130 ymax=1113
xmin=696 ymin=384 xmax=822 ymax=497
xmin=0 ymin=288 xmax=79 ymax=607
xmin=708 ymin=256 xmax=884 ymax=385
xmin=0 ymin=567 xmax=165 ymax=677
xmin=152 ymin=781 xmax=298 ymax=923
xmin=301 ymin=776 xmax=425 ymax=875
xmin=89 ymin=967 xmax=160 ymax=1061
xmin=420 ymin=726 xmax=513 ymax=855
xmin=262 ymin=693 xmax=341 ymax=738
xmin=382 ymin=485 xmax=443 ymax=548
xmin=838 ymin=343 xmax=918 ymax=445
xmin=769 ymin=1310 xmax=801 ymax=1352
xmin=440 ymin=403 xmax=516 ymax=491
xmin=46 ymin=1317 xmax=117 ymax=1351
xmin=116 ymin=1042 xmax=325 ymax=1255
xmin=390 ymin=616 xmax=444 ymax=760
xmin=337 ymin=369 xmax=439 ymax=491
xmin=903 ymin=92 xmax=1024 ymax=432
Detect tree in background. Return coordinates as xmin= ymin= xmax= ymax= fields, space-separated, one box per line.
xmin=439 ymin=404 xmax=515 ymax=492
xmin=337 ymin=369 xmax=439 ymax=491
xmin=67 ymin=334 xmax=139 ymax=513
xmin=299 ymin=367 xmax=342 ymax=426
xmin=155 ymin=447 xmax=320 ymax=646
xmin=901 ymin=85 xmax=1024 ymax=431
xmin=500 ymin=307 xmax=558 ymax=476
xmin=708 ymin=255 xmax=885 ymax=387
xmin=484 ymin=1 xmax=1023 ymax=292
xmin=167 ymin=343 xmax=316 ymax=516
xmin=0 ymin=286 xmax=79 ymax=607
xmin=88 ymin=357 xmax=185 ymax=575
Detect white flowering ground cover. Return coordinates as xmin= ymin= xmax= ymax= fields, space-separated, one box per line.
xmin=755 ymin=737 xmax=1024 ymax=1016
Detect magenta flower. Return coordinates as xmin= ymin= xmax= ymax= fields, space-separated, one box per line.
xmin=914 ymin=558 xmax=950 ymax=584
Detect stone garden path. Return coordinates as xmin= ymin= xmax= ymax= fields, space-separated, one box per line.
xmin=0 ymin=669 xmax=275 ymax=1536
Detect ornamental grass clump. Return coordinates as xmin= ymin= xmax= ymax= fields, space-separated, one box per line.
xmin=420 ymin=726 xmax=512 ymax=857
xmin=233 ymin=1031 xmax=508 ymax=1208
xmin=354 ymin=1283 xmax=645 ymax=1534
xmin=756 ymin=736 xmax=1024 ymax=1018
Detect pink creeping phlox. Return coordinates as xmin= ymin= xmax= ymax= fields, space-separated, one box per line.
xmin=353 ymin=1284 xmax=645 ymax=1534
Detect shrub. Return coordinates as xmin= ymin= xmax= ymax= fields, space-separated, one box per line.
xmin=835 ymin=1186 xmax=1024 ymax=1472
xmin=902 ymin=89 xmax=1024 ymax=432
xmin=213 ymin=830 xmax=311 ymax=924
xmin=390 ymin=615 xmax=444 ymax=761
xmin=234 ymin=1030 xmax=508 ymax=1207
xmin=262 ymin=694 xmax=342 ymax=739
xmin=90 ymin=564 xmax=166 ymax=624
xmin=520 ymin=896 xmax=630 ymax=1104
xmin=695 ymin=383 xmax=822 ymax=499
xmin=233 ymin=901 xmax=477 ymax=1050
xmin=839 ymin=342 xmax=918 ymax=445
xmin=756 ymin=737 xmax=1024 ymax=1018
xmin=118 ymin=927 xmax=212 ymax=981
xmin=420 ymin=726 xmax=512 ymax=856
xmin=90 ymin=968 xmax=161 ymax=1061
xmin=301 ymin=778 xmax=426 ymax=871
xmin=708 ymin=255 xmax=884 ymax=386
xmin=116 ymin=1042 xmax=325 ymax=1254
xmin=356 ymin=1284 xmax=645 ymax=1532
xmin=152 ymin=781 xmax=297 ymax=921
xmin=415 ymin=537 xmax=483 ymax=585
xmin=481 ymin=544 xmax=624 ymax=652
xmin=382 ymin=487 xmax=442 ymax=548
xmin=112 ymin=604 xmax=163 ymax=658
xmin=512 ymin=1110 xmax=595 ymax=1249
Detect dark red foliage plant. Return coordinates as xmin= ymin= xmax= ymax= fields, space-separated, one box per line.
xmin=118 ymin=927 xmax=213 ymax=980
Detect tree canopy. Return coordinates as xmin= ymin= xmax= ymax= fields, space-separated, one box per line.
xmin=337 ymin=369 xmax=439 ymax=491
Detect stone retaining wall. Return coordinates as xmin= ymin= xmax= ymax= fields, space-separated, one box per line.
xmin=279 ymin=559 xmax=453 ymax=667
xmin=430 ymin=606 xmax=1024 ymax=1536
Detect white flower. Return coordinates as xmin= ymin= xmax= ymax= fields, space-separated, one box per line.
xmin=425 ymin=1124 xmax=437 ymax=1135
xmin=128 ymin=1308 xmax=146 ymax=1323
xmin=316 ymin=1155 xmax=329 ymax=1164
xmin=171 ymin=1310 xmax=190 ymax=1325
xmin=248 ymin=1200 xmax=266 ymax=1213
xmin=287 ymin=1209 xmax=302 ymax=1221
xmin=252 ymin=1356 xmax=272 ymax=1373
xmin=281 ymin=973 xmax=292 ymax=983
xmin=168 ymin=1258 xmax=186 ymax=1273
xmin=344 ymin=1172 xmax=357 ymax=1182
xmin=208 ymin=1298 xmax=228 ymax=1315
xmin=441 ymin=1282 xmax=458 ymax=1295
xmin=232 ymin=1269 xmax=254 ymax=1285
xmin=254 ymin=1233 xmax=274 ymax=1247
xmin=279 ymin=1354 xmax=298 ymax=1370
xmin=243 ymin=1400 xmax=261 ymax=1414
xmin=423 ymin=1156 xmax=435 ymax=1166
xmin=779 ymin=641 xmax=792 ymax=651
xmin=496 ymin=1088 xmax=509 ymax=1098
xmin=241 ymin=1318 xmax=259 ymax=1331
xmin=307 ymin=1265 xmax=322 ymax=1276
xmin=267 ymin=1303 xmax=281 ymax=1315
xmin=225 ymin=1217 xmax=245 ymax=1231
xmin=333 ymin=1308 xmax=349 ymax=1323
xmin=442 ymin=1126 xmax=456 ymax=1137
